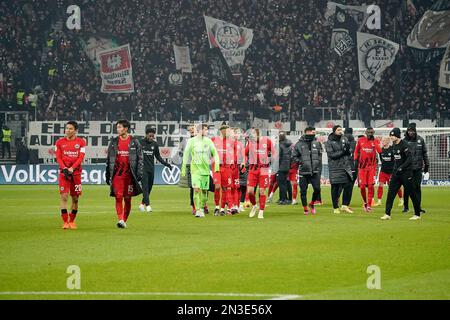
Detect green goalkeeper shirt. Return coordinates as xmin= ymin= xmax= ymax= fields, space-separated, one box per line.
xmin=181 ymin=136 xmax=219 ymax=177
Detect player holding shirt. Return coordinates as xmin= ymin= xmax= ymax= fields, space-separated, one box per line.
xmin=376 ymin=137 xmax=404 ymax=206
xmin=106 ymin=119 xmax=143 ymax=228
xmin=354 ymin=127 xmax=381 ymax=212
xmin=243 ymin=128 xmax=274 ymax=219
xmin=55 ymin=121 xmax=86 ymax=229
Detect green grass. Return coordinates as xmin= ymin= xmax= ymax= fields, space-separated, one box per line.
xmin=0 ymin=185 xmax=449 ymax=300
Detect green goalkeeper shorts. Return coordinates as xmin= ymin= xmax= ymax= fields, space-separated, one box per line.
xmin=191 ymin=174 xmax=210 ymax=190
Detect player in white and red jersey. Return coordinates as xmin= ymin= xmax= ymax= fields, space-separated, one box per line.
xmin=54 ymin=121 xmax=86 ymax=229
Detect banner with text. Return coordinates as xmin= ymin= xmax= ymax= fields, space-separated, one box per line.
xmin=98 ymin=44 xmax=134 ymax=93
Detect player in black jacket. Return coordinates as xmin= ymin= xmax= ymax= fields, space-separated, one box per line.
xmin=139 ymin=128 xmax=172 ymax=212
xmin=375 ymin=137 xmax=404 ymax=206
xmin=381 ymin=128 xmax=422 ymax=220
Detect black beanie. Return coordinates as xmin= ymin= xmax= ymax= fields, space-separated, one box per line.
xmin=344 ymin=127 xmax=353 ymax=134
xmin=407 ymin=122 xmax=417 ymax=132
xmin=332 ymin=125 xmax=341 ymax=133
xmin=390 ymin=128 xmax=401 ymax=138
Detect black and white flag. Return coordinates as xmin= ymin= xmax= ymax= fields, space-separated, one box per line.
xmin=439 ymin=44 xmax=450 ymax=89
xmin=331 ymin=6 xmax=358 ymax=56
xmin=357 ymin=32 xmax=399 ymax=90
xmin=206 ymin=47 xmax=236 ymax=90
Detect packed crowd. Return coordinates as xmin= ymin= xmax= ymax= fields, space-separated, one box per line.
xmin=0 ymin=0 xmax=449 ymax=124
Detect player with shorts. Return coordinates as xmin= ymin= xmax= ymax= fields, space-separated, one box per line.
xmin=54 ymin=121 xmax=86 ymax=229
xmin=354 ymin=127 xmax=382 ymax=212
xmin=182 ymin=123 xmax=220 ymax=218
xmin=212 ymin=123 xmax=235 ymax=216
xmin=288 ymin=154 xmax=299 ymax=205
xmin=243 ymin=128 xmax=273 ymax=219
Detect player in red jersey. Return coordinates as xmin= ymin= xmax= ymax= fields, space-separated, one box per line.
xmin=243 ymin=128 xmax=274 ymax=219
xmin=354 ymin=127 xmax=382 ymax=212
xmin=231 ymin=127 xmax=245 ymax=213
xmin=106 ymin=119 xmax=143 ymax=228
xmin=288 ymin=149 xmax=299 ymax=205
xmin=212 ymin=123 xmax=235 ymax=216
xmin=54 ymin=121 xmax=86 ymax=229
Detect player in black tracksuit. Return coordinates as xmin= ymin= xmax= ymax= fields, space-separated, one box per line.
xmin=381 ymin=128 xmax=421 ymax=220
xmin=402 ymin=123 xmax=429 ymax=213
xmin=139 ymin=128 xmax=172 ymax=212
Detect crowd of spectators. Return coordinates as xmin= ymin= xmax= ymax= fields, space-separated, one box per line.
xmin=1 ymin=0 xmax=449 ymax=125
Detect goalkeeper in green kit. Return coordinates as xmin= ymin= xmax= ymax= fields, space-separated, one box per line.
xmin=181 ymin=123 xmax=220 ymax=218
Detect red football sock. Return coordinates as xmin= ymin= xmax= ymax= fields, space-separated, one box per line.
xmin=259 ymin=194 xmax=267 ymax=210
xmin=377 ymin=186 xmax=383 ymax=200
xmin=268 ymin=184 xmax=273 ymax=195
xmin=303 ymin=205 xmax=308 ymax=212
xmin=368 ymin=185 xmax=374 ymax=205
xmin=397 ymin=188 xmax=403 ymax=198
xmin=236 ymin=189 xmax=241 ymax=206
xmin=115 ymin=197 xmax=124 ymax=220
xmin=292 ymin=184 xmax=298 ymax=200
xmin=230 ymin=188 xmax=236 ymax=207
xmin=245 ymin=191 xmax=250 ymax=202
xmin=61 ymin=209 xmax=68 ymax=223
xmin=272 ymin=182 xmax=278 ymax=194
xmin=225 ymin=189 xmax=232 ymax=208
xmin=360 ymin=187 xmax=367 ymax=204
xmin=123 ymin=198 xmax=131 ymax=222
xmin=214 ymin=188 xmax=220 ymax=206
xmin=249 ymin=192 xmax=256 ymax=205
xmin=69 ymin=210 xmax=77 ymax=222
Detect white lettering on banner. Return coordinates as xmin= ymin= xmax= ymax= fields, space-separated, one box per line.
xmin=27 ymin=121 xmax=210 ymax=161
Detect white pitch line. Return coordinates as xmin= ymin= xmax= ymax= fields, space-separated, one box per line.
xmin=0 ymin=291 xmax=301 ymax=299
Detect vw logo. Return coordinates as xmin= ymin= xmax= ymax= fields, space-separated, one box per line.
xmin=162 ymin=166 xmax=180 ymax=185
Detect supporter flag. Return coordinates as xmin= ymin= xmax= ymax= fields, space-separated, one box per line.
xmin=204 ymin=15 xmax=253 ymax=75
xmin=97 ymin=44 xmax=134 ymax=93
xmin=79 ymin=34 xmax=118 ymax=69
xmin=168 ymin=73 xmax=183 ymax=86
xmin=206 ymin=47 xmax=236 ymax=90
xmin=330 ymin=6 xmax=358 ymax=56
xmin=173 ymin=44 xmax=192 ymax=73
xmin=439 ymin=44 xmax=450 ymax=89
xmin=407 ymin=1 xmax=450 ymax=63
xmin=357 ymin=32 xmax=399 ymax=90
xmin=325 ymin=2 xmax=369 ymax=29
xmin=407 ymin=3 xmax=450 ymax=49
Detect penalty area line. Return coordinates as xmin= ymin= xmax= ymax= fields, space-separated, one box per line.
xmin=0 ymin=291 xmax=301 ymax=299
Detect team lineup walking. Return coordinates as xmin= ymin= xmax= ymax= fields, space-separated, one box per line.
xmin=54 ymin=120 xmax=428 ymax=227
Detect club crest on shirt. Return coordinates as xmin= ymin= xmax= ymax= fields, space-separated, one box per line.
xmin=74 ymin=144 xmax=80 ymax=149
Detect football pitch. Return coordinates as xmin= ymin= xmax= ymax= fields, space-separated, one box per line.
xmin=0 ymin=185 xmax=449 ymax=300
